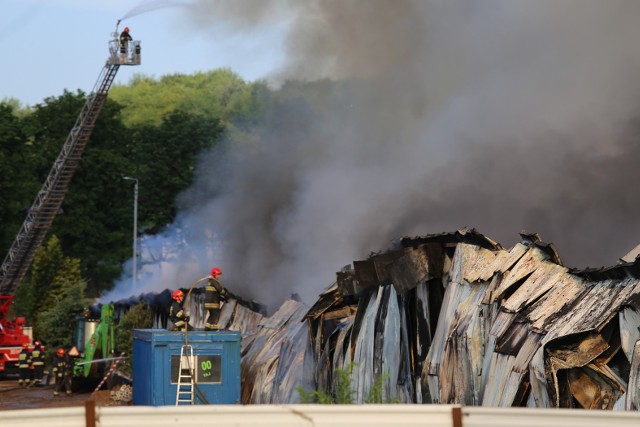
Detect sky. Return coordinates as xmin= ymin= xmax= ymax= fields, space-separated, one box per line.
xmin=6 ymin=1 xmax=640 ymax=312
xmin=0 ymin=0 xmax=286 ymax=106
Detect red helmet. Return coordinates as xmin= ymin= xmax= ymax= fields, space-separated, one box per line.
xmin=210 ymin=267 xmax=222 ymax=277
xmin=22 ymin=343 xmax=29 ymax=349
xmin=124 ymin=27 xmax=130 ymax=32
xmin=56 ymin=347 xmax=65 ymax=356
xmin=172 ymin=289 xmax=184 ymax=302
xmin=34 ymin=341 xmax=41 ymax=347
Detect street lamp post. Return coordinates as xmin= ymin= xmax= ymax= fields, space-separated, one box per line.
xmin=123 ymin=176 xmax=138 ymax=290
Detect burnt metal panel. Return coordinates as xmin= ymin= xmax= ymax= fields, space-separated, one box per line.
xmin=337 ymin=269 xmax=357 ymax=296
xmin=519 ymin=230 xmax=563 ymax=266
xmin=492 ymin=248 xmax=547 ymax=303
xmin=619 ymin=306 xmax=640 ymax=363
xmin=545 ymin=331 xmax=610 ymax=368
xmin=495 ymin=321 xmax=532 ymax=356
xmin=371 ymin=249 xmax=406 ymax=286
xmin=389 ymin=246 xmax=430 ymax=294
xmin=626 ymin=341 xmax=640 ymax=410
xmin=305 ymin=283 xmax=342 ymax=320
xmin=354 ymin=259 xmax=379 ymax=288
xmin=502 ymin=263 xmax=566 ymax=314
xmin=568 ymin=364 xmax=625 ymax=409
xmin=401 ymin=227 xmax=502 ymax=252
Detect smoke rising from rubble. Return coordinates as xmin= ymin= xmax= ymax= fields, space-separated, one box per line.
xmin=104 ymin=1 xmax=640 ymax=309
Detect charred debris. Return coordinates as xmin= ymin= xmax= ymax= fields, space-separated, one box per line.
xmin=109 ymin=227 xmax=640 ymax=409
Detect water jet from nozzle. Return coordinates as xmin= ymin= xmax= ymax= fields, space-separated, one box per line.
xmin=119 ymin=0 xmax=189 ymax=21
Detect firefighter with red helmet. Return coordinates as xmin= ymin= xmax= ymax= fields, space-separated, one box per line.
xmin=119 ymin=26 xmax=132 ymax=62
xmin=169 ymin=289 xmax=191 ymax=331
xmin=204 ymin=267 xmax=230 ymax=331
xmin=30 ymin=341 xmax=45 ymax=386
xmin=17 ymin=342 xmax=31 ymax=386
xmin=52 ymin=347 xmax=72 ymax=396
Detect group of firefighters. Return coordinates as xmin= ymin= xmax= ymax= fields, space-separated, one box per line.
xmin=17 ymin=341 xmax=73 ymax=396
xmin=169 ymin=267 xmax=230 ymax=332
xmin=13 ymin=266 xmax=228 ymax=395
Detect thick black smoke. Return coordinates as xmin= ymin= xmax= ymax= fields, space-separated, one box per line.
xmin=104 ymin=1 xmax=640 ymax=310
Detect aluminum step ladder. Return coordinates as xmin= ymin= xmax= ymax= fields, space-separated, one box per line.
xmin=175 ymin=345 xmax=195 ymax=405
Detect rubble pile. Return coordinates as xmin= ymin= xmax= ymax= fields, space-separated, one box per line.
xmin=110 ymin=384 xmax=132 ymax=404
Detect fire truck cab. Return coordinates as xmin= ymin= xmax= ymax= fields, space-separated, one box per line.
xmin=0 ymin=296 xmax=32 ymax=376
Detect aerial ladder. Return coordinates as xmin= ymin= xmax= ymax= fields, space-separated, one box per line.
xmin=0 ymin=24 xmax=140 ymax=374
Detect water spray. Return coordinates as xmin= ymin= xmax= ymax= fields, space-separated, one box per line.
xmin=120 ymin=0 xmax=189 ymax=21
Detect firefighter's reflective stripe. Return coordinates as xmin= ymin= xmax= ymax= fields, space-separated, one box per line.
xmin=32 ymin=349 xmax=44 ymax=365
xmin=206 ymin=282 xmax=229 ymax=298
xmin=174 ymin=320 xmax=186 ymax=327
xmin=18 ymin=353 xmax=30 ymax=368
xmin=204 ymin=303 xmax=220 ymax=309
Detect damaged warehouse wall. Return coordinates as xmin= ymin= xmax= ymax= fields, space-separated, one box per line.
xmin=235 ymin=228 xmax=640 ymax=409
xmin=113 ymin=228 xmax=640 ymax=409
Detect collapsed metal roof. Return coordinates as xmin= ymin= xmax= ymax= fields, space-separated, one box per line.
xmin=227 ymin=227 xmax=640 ymax=409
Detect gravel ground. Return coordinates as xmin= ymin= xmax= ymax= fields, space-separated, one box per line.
xmin=0 ymin=378 xmax=128 ymax=411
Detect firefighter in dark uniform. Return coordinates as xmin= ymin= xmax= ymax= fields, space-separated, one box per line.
xmin=204 ymin=267 xmax=229 ymax=331
xmin=119 ymin=26 xmax=133 ymax=62
xmin=17 ymin=343 xmax=31 ymax=386
xmin=30 ymin=341 xmax=45 ymax=386
xmin=52 ymin=347 xmax=72 ymax=396
xmin=169 ymin=289 xmax=191 ymax=331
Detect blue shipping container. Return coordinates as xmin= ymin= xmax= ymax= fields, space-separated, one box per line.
xmin=132 ymin=329 xmax=241 ymax=405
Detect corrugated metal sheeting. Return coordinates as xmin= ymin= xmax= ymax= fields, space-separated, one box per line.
xmin=232 ymin=227 xmax=640 ymax=409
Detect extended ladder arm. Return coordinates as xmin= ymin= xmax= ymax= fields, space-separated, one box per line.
xmin=0 ymin=63 xmax=120 ymax=295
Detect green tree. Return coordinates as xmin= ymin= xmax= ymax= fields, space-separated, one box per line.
xmin=109 ymin=69 xmax=265 ymax=128
xmin=20 ymin=92 xmax=137 ymax=296
xmin=37 ymin=278 xmax=87 ymax=357
xmin=0 ymin=103 xmax=38 ymax=254
xmin=131 ymin=110 xmax=224 ymax=233
xmin=2 ymin=69 xmax=314 ymax=303
xmin=114 ymin=302 xmax=154 ymax=375
xmin=12 ymin=235 xmax=88 ymax=350
xmin=11 ymin=235 xmax=66 ymax=327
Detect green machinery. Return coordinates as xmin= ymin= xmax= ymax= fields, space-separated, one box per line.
xmin=73 ymin=304 xmax=116 ymax=378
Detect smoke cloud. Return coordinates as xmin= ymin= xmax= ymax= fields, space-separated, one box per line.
xmin=103 ymin=1 xmax=640 ymax=310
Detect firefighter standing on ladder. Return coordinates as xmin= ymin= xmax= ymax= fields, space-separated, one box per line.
xmin=204 ymin=267 xmax=229 ymax=331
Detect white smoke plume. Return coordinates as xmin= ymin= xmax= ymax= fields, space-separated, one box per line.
xmin=103 ymin=1 xmax=640 ymax=310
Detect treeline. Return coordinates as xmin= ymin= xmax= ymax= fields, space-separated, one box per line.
xmin=1 ymin=66 xmax=344 ymax=362
xmin=1 ymin=69 xmax=265 ymax=306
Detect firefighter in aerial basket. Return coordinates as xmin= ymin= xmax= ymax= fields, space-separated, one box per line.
xmin=169 ymin=289 xmax=192 ymax=331
xmin=119 ymin=26 xmax=132 ymax=62
xmin=204 ymin=267 xmax=230 ymax=331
